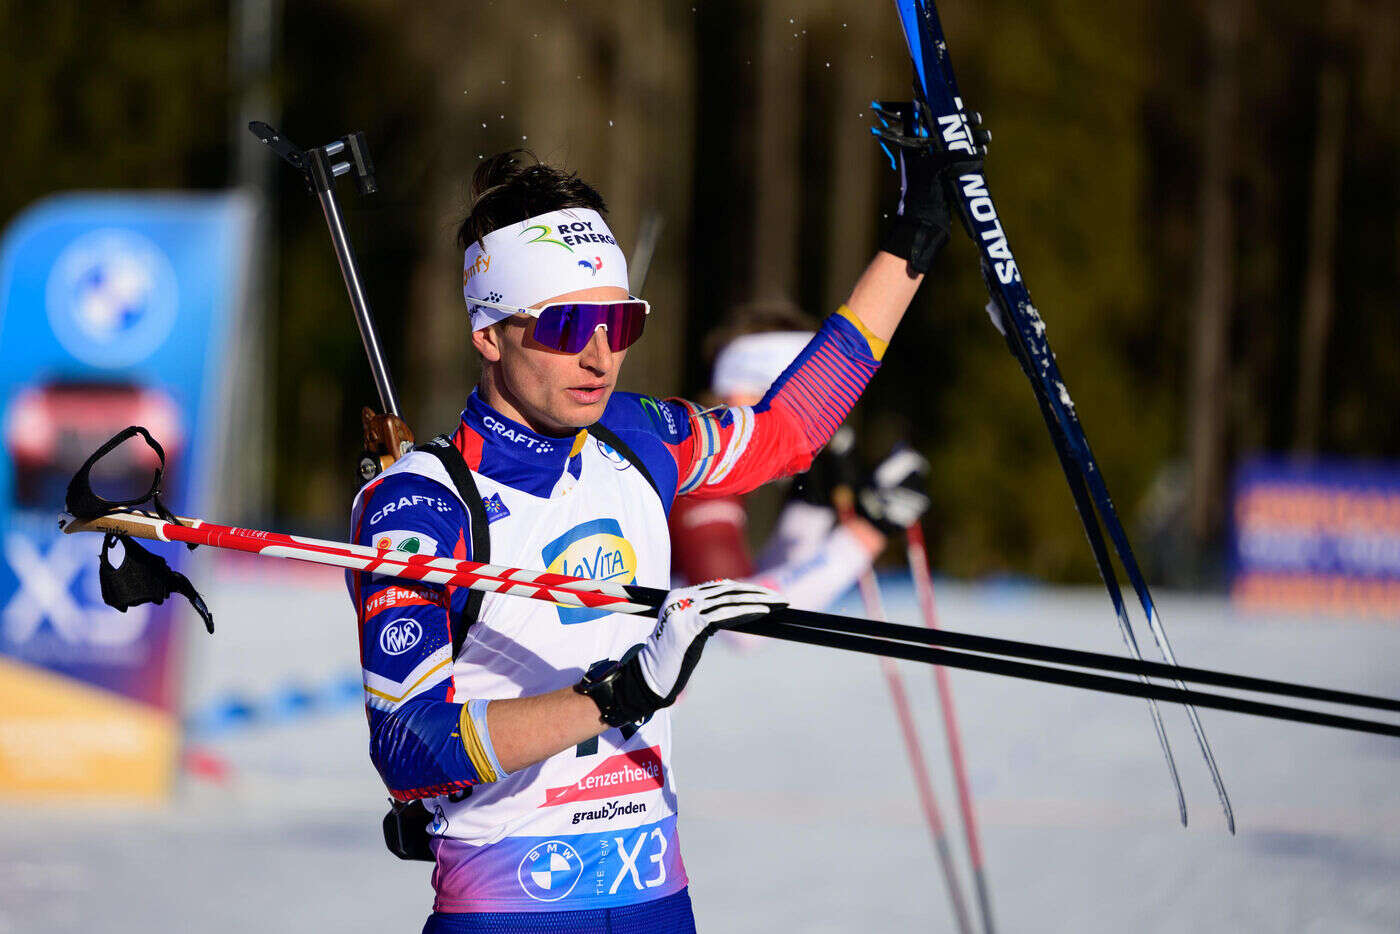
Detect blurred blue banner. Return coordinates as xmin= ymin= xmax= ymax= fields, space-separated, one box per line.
xmin=1232 ymin=458 xmax=1400 ymax=618
xmin=0 ymin=192 xmax=251 ymax=798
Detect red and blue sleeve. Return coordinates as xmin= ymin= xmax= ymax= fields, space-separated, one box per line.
xmin=670 ymin=307 xmax=884 ymax=499
xmin=348 ymin=469 xmax=506 ymax=800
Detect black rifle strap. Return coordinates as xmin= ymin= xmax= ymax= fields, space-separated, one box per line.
xmin=587 ymin=423 xmax=662 ymax=505
xmin=413 ymin=436 xmax=490 ymax=659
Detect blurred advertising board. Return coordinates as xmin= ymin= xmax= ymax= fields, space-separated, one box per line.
xmin=1232 ymin=458 xmax=1400 ymax=618
xmin=0 ymin=193 xmax=251 ymax=800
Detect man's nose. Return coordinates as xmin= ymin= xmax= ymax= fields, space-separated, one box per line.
xmin=578 ymin=327 xmax=614 ymax=371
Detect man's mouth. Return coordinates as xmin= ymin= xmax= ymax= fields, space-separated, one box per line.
xmin=565 ymin=385 xmax=608 ymax=405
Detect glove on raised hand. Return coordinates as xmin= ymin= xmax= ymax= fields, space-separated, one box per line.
xmin=871 ymin=97 xmax=989 ymax=276
xmin=574 ymin=580 xmax=787 ymax=727
xmin=791 ymin=425 xmax=859 ymax=509
xmin=856 ymin=444 xmax=932 ymax=535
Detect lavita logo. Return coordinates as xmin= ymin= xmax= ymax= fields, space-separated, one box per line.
xmin=540 ymin=518 xmax=637 ymax=625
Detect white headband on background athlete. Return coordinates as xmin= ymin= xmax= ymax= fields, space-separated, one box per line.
xmin=463 ymin=207 xmax=631 ymax=331
xmin=710 ymin=331 xmax=814 ymax=398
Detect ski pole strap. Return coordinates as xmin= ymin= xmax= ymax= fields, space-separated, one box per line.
xmin=100 ymin=533 xmax=214 ymax=633
xmin=65 ymin=425 xmax=185 ymax=533
xmin=66 ymin=427 xmax=213 ymax=633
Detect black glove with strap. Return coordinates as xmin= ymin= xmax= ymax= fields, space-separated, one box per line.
xmin=791 ymin=425 xmax=860 ymax=509
xmin=575 ymin=580 xmax=786 ymax=727
xmin=871 ymin=96 xmax=989 ymax=276
xmin=856 ymin=443 xmax=932 ymax=536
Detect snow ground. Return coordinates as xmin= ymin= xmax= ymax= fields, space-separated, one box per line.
xmin=3 ymin=559 xmax=1398 ymax=933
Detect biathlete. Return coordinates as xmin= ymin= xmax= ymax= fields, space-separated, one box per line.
xmin=671 ymin=302 xmax=933 ymax=611
xmin=347 ymin=121 xmax=967 ymax=933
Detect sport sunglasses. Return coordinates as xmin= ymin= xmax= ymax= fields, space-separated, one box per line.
xmin=469 ymin=297 xmax=651 ymax=354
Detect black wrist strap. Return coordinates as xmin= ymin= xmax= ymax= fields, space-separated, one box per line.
xmin=65 ymin=426 xmax=213 ymax=633
xmin=574 ymin=656 xmax=660 ymax=728
xmin=883 ymin=216 xmax=948 ymax=277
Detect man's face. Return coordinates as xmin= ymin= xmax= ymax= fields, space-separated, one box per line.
xmin=473 ymin=285 xmax=632 ymax=435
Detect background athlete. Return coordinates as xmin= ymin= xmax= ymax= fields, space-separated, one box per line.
xmin=348 ymin=128 xmax=964 ymax=933
xmin=670 ymin=300 xmax=932 ymax=612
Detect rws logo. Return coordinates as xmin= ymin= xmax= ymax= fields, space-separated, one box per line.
xmin=540 ymin=518 xmax=637 ymax=624
xmin=378 ymin=618 xmax=423 ymax=656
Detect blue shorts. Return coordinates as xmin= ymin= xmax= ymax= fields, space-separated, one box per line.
xmin=421 ymin=888 xmax=696 ymax=934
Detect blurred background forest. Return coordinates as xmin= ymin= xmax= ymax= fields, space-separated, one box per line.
xmin=3 ymin=0 xmax=1398 ymax=586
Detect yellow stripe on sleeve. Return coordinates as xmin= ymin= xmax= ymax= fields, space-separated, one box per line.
xmin=836 ymin=305 xmax=889 ymax=362
xmin=458 ymin=704 xmax=500 ymax=784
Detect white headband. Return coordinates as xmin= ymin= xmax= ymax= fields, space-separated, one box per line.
xmin=711 ymin=331 xmax=814 ymax=398
xmin=463 ymin=207 xmax=630 ymax=330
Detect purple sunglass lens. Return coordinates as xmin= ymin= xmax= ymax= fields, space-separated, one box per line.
xmin=534 ymin=302 xmax=648 ymax=353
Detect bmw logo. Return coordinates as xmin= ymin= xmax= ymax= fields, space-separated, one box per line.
xmin=45 ymin=229 xmax=179 ymax=368
xmin=517 ymin=840 xmax=584 ymax=902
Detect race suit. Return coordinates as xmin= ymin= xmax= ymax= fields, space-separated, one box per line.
xmin=347 ymin=308 xmax=885 ymax=914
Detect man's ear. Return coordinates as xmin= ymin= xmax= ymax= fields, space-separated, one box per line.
xmin=472 ymin=324 xmax=504 ymax=363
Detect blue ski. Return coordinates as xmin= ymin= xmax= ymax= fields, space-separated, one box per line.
xmin=889 ymin=0 xmax=1236 ymax=836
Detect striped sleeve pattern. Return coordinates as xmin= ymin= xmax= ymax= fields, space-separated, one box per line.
xmin=761 ymin=306 xmax=882 ymax=451
xmin=665 ymin=307 xmax=882 ymax=500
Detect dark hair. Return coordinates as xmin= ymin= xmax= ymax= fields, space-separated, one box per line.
xmin=456 ymin=150 xmax=608 ymax=250
xmin=703 ymin=299 xmax=820 ymax=366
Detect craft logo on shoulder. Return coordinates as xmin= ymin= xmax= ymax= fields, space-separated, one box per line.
xmin=368 ymin=494 xmax=454 ymax=526
xmin=576 ymin=255 xmax=603 ymax=276
xmin=371 ymin=530 xmax=439 ymax=556
xmin=541 ymin=746 xmax=665 ymax=809
xmin=517 ymin=840 xmax=584 ymax=902
xmin=483 ymin=492 xmax=510 ymax=524
xmin=540 ymin=518 xmax=637 ymax=624
xmin=378 ymin=618 xmax=423 ymax=656
xmin=45 ymin=228 xmax=179 ymax=368
xmin=482 ymin=413 xmax=554 ymax=454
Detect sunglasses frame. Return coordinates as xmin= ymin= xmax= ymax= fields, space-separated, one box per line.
xmin=468 ymin=296 xmax=652 ymax=353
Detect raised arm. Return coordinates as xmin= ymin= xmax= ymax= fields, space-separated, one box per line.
xmin=656 ymin=260 xmax=923 ymax=503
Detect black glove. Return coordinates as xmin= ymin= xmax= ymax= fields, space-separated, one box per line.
xmin=871 ymin=96 xmax=989 ymax=276
xmin=856 ymin=444 xmax=932 ymax=535
xmin=791 ymin=426 xmax=860 ymax=508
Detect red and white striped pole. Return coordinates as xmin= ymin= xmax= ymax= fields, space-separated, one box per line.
xmin=833 ymin=489 xmax=972 ymax=934
xmin=906 ymin=521 xmax=996 ymax=934
xmin=62 ymin=510 xmax=659 ymax=615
